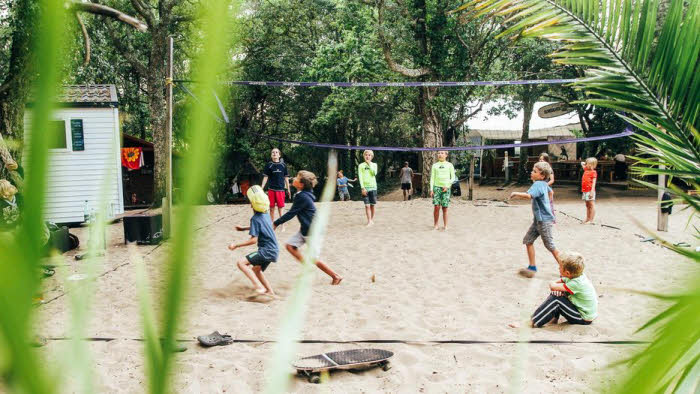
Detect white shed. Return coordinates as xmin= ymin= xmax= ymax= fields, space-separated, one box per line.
xmin=24 ymin=85 xmax=124 ymax=224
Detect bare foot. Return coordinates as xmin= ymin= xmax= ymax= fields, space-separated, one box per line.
xmin=254 ymin=287 xmax=266 ymax=294
xmin=549 ymin=315 xmax=559 ymax=325
xmin=367 ymin=221 xmax=374 ymax=227
xmin=331 ymin=276 xmax=343 ymax=285
xmin=443 ymin=227 xmax=448 ymax=231
xmin=433 ymin=225 xmax=439 ymax=230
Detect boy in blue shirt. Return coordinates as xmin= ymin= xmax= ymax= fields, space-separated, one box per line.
xmin=228 ymin=185 xmax=279 ymax=295
xmin=510 ymin=162 xmax=560 ymax=278
xmin=336 ymin=170 xmax=356 ymax=201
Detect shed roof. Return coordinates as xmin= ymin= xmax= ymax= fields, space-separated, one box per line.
xmin=27 ymin=85 xmax=119 ymax=108
xmin=57 ymin=85 xmax=118 ymax=107
xmin=466 ymin=101 xmax=580 ymax=140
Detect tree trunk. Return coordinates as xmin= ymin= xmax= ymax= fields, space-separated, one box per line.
xmin=518 ymin=97 xmax=535 ymax=183
xmin=419 ymin=87 xmax=442 ymax=196
xmin=148 ymin=28 xmax=169 ymax=206
xmin=0 ymin=0 xmax=36 ymax=181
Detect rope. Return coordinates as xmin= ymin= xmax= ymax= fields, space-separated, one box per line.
xmin=239 ymin=129 xmax=634 ymax=152
xmin=175 ymin=78 xmax=578 ymax=88
xmin=174 ymin=82 xmax=635 ymax=152
xmin=44 ymin=337 xmax=648 ymax=345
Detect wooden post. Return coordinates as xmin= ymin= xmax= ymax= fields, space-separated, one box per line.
xmin=468 ymin=156 xmax=474 ymax=201
xmin=657 ymin=164 xmax=668 ymax=232
xmin=164 ymin=36 xmax=174 ymax=238
xmin=504 ymin=151 xmax=510 ymax=183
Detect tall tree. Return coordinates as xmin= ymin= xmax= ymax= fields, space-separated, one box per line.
xmin=367 ymin=0 xmax=507 ymax=194
xmin=90 ymin=0 xmax=196 ymax=205
xmin=0 ymin=0 xmax=37 ymax=186
xmin=506 ymin=40 xmax=558 ymax=183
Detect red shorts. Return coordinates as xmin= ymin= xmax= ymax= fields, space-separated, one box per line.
xmin=268 ymin=190 xmax=286 ymax=208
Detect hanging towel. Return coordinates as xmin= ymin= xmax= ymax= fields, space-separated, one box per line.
xmin=121 ymin=147 xmax=144 ymax=170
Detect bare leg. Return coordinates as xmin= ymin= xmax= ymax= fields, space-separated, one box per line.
xmin=269 ymin=207 xmax=276 ymax=222
xmin=252 ymin=266 xmax=274 ymax=294
xmin=589 ymin=201 xmax=596 ymax=222
xmin=315 ymin=260 xmax=343 ymax=285
xmin=364 ymin=205 xmax=372 ymax=225
xmin=369 ymin=205 xmax=375 ymax=221
xmin=550 ymin=249 xmax=561 ymax=266
xmin=433 ymin=205 xmax=440 ymax=229
xmin=286 ymin=244 xmax=342 ymax=284
xmin=526 ymin=243 xmax=536 ymax=268
xmin=277 ymin=207 xmax=285 ymax=230
xmin=237 ymin=259 xmax=265 ymax=293
xmin=442 ymin=207 xmax=448 ymax=230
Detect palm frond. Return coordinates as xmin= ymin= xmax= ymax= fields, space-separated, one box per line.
xmin=451 ymin=1 xmax=700 ymax=392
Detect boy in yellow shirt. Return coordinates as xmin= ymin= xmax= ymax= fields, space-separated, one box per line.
xmin=430 ymin=151 xmax=455 ymax=230
xmin=358 ymin=149 xmax=378 ymax=226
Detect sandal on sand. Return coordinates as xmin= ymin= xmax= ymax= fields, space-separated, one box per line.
xmin=197 ymin=331 xmax=233 ymax=347
xmin=41 ymin=266 xmax=55 ymax=278
xmin=31 ymin=336 xmax=47 ymax=347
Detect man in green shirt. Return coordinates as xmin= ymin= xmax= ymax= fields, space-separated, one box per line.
xmin=430 ymin=151 xmax=455 ymax=230
xmin=358 ymin=149 xmax=378 ymax=226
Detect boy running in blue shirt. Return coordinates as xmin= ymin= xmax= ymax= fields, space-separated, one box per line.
xmin=510 ymin=161 xmax=560 ymax=277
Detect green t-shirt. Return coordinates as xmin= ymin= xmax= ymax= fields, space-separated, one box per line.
xmin=563 ymin=274 xmax=598 ymax=320
xmin=430 ymin=161 xmax=455 ymax=189
xmin=358 ymin=162 xmax=378 ymax=190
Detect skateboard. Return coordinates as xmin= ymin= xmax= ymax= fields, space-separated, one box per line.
xmin=292 ymin=348 xmax=393 ymax=383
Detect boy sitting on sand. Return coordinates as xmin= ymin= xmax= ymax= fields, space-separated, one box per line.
xmin=228 ymin=185 xmax=279 ymax=295
xmin=274 ymin=170 xmax=343 ymax=285
xmin=531 ymin=252 xmax=597 ymax=327
xmin=510 ymin=161 xmax=560 ymax=277
xmin=430 ymin=150 xmax=456 ymax=230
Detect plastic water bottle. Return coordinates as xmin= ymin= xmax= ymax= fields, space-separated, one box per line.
xmin=83 ymin=200 xmax=90 ymax=223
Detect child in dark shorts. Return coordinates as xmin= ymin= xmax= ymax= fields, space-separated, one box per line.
xmin=228 ymin=185 xmax=279 ymax=295
xmin=274 ymin=171 xmax=343 ymax=285
xmin=510 ymin=161 xmax=560 ymax=278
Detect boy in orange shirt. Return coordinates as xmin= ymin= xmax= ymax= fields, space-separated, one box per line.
xmin=581 ymin=158 xmax=598 ymax=224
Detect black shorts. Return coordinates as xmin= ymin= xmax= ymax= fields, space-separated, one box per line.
xmin=246 ymin=251 xmax=273 ymax=272
xmin=363 ymin=190 xmax=377 ymax=205
xmin=401 ymin=182 xmax=411 ymax=190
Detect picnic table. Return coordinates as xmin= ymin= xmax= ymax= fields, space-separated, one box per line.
xmin=550 ymin=160 xmax=615 ymax=182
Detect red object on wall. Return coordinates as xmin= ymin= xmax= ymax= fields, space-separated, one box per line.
xmin=240 ymin=179 xmax=250 ymax=197
xmin=121 ymin=147 xmax=144 ymax=170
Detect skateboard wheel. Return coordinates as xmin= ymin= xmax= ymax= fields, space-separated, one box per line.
xmin=309 ymin=374 xmax=321 ymax=384
xmin=382 ymin=361 xmax=392 ymax=371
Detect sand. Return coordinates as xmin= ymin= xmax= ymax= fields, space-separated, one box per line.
xmin=31 ymin=184 xmax=699 ymax=393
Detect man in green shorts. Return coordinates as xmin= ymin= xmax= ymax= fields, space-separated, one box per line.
xmin=430 ymin=150 xmax=455 ymax=230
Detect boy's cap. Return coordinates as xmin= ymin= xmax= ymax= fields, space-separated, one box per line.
xmin=247 ymin=185 xmax=270 ymax=213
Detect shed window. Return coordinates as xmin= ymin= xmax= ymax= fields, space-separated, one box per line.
xmin=48 ymin=120 xmax=68 ymax=149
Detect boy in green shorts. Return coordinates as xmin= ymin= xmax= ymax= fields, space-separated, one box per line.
xmin=358 ymin=149 xmax=378 ymax=226
xmin=430 ymin=150 xmax=455 ymax=230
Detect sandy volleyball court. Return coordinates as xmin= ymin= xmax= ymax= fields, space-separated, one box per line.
xmin=33 ymin=185 xmax=699 ymax=393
